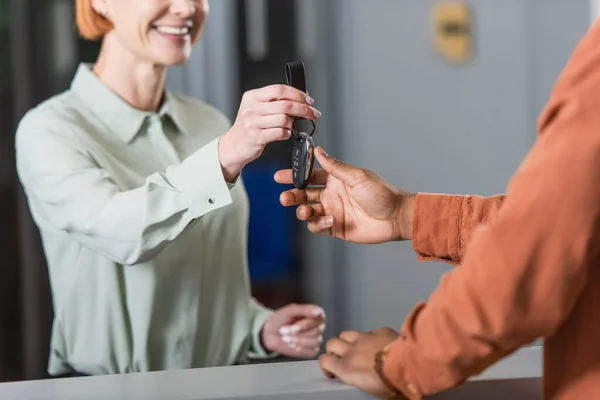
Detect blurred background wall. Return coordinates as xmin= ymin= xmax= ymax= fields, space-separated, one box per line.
xmin=0 ymin=0 xmax=593 ymax=382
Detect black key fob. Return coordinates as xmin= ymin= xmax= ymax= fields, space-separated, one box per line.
xmin=292 ymin=132 xmax=315 ymax=190
xmin=285 ymin=60 xmax=317 ymax=189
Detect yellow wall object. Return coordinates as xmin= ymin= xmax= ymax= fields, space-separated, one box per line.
xmin=432 ymin=2 xmax=473 ymax=63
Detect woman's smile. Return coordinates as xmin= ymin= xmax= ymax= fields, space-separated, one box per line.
xmin=152 ymin=22 xmax=193 ymax=43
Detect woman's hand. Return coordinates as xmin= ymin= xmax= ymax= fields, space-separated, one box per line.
xmin=261 ymin=303 xmax=326 ymax=358
xmin=275 ymin=147 xmax=415 ymax=244
xmin=219 ymin=85 xmax=321 ymax=181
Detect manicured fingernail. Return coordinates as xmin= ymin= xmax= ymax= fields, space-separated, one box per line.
xmin=312 ymin=307 xmax=325 ymax=316
xmin=287 ymin=130 xmax=292 ymax=137
xmin=313 ymin=108 xmax=322 ymax=118
xmin=291 ymin=325 xmax=301 ymax=334
xmin=318 ymin=336 xmax=323 ymax=343
xmin=319 ymin=323 xmax=325 ymax=332
xmin=279 ymin=326 xmax=291 ymax=335
xmin=306 ymin=95 xmax=315 ymax=105
xmin=282 ymin=335 xmax=293 ymax=343
xmin=324 ymin=217 xmax=333 ymax=226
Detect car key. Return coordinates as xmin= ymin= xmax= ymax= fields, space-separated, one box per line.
xmin=292 ymin=131 xmax=315 ymax=190
xmin=285 ymin=60 xmax=317 ymax=190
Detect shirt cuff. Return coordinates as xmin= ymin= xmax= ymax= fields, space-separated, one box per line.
xmin=381 ymin=303 xmax=459 ymax=400
xmin=167 ymin=137 xmax=234 ymax=218
xmin=248 ymin=300 xmax=278 ymax=359
xmin=381 ymin=337 xmax=424 ymax=400
xmin=412 ymin=193 xmax=464 ymax=264
xmin=226 ymin=173 xmax=240 ymax=190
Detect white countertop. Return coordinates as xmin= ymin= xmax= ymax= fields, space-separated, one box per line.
xmin=0 ymin=345 xmax=542 ymax=400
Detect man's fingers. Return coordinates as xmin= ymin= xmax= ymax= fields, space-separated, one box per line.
xmin=274 ymin=169 xmax=294 ymax=184
xmin=291 ymin=204 xmax=334 ymax=234
xmin=325 ymin=337 xmax=351 ymax=358
xmin=280 ymin=188 xmax=324 ymax=207
xmin=297 ymin=204 xmax=325 ymax=221
xmin=339 ymin=330 xmax=361 ymax=343
xmin=370 ymin=327 xmax=397 ymax=336
xmin=274 ymin=168 xmax=329 ymax=186
xmin=319 ymin=354 xmax=343 ymax=380
xmin=307 ymin=215 xmax=335 ymax=235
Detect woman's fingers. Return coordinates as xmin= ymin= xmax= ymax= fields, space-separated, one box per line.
xmin=260 ymin=128 xmax=292 ymax=143
xmin=247 ymin=84 xmax=314 ymax=104
xmin=254 ymin=114 xmax=294 ymax=130
xmin=292 ymin=346 xmax=321 ymax=358
xmin=258 ymin=100 xmax=321 ymax=120
xmin=282 ymin=334 xmax=323 ymax=350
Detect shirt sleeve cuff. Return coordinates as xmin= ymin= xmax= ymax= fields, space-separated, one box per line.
xmin=381 ymin=337 xmax=425 ymax=400
xmin=226 ymin=173 xmax=240 ymax=190
xmin=248 ymin=299 xmax=278 ymax=359
xmin=381 ymin=303 xmax=461 ymax=400
xmin=167 ymin=137 xmax=234 ymax=218
xmin=412 ymin=193 xmax=464 ymax=264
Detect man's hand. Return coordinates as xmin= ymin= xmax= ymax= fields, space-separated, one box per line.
xmin=274 ymin=147 xmax=415 ymax=244
xmin=261 ymin=304 xmax=326 ymax=358
xmin=319 ymin=328 xmax=406 ymax=399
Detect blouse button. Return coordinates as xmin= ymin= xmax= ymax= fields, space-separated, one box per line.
xmin=208 ymin=197 xmax=215 ymax=204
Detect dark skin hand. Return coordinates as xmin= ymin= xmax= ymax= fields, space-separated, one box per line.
xmin=275 ymin=147 xmax=413 ymax=398
xmin=274 ymin=147 xmax=416 ymax=244
xmin=320 ymin=328 xmax=406 ymax=399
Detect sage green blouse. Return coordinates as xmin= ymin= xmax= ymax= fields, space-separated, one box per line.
xmin=15 ymin=63 xmax=273 ymax=376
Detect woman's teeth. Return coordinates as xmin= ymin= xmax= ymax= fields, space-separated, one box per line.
xmin=155 ymin=26 xmax=190 ymax=36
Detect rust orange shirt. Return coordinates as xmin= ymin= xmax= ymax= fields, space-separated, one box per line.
xmin=381 ymin=21 xmax=600 ymax=400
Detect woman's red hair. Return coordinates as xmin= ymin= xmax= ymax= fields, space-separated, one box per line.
xmin=75 ymin=0 xmax=113 ymax=40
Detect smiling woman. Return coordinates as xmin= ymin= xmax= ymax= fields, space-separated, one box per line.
xmin=14 ymin=0 xmax=325 ymax=378
xmin=79 ymin=0 xmax=208 ymax=68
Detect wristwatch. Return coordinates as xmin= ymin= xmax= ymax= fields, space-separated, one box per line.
xmin=374 ymin=343 xmax=409 ymax=400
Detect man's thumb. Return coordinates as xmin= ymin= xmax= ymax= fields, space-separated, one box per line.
xmin=315 ymin=147 xmax=364 ymax=188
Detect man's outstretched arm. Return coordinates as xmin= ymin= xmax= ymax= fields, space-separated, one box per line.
xmin=381 ymin=92 xmax=598 ymax=399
